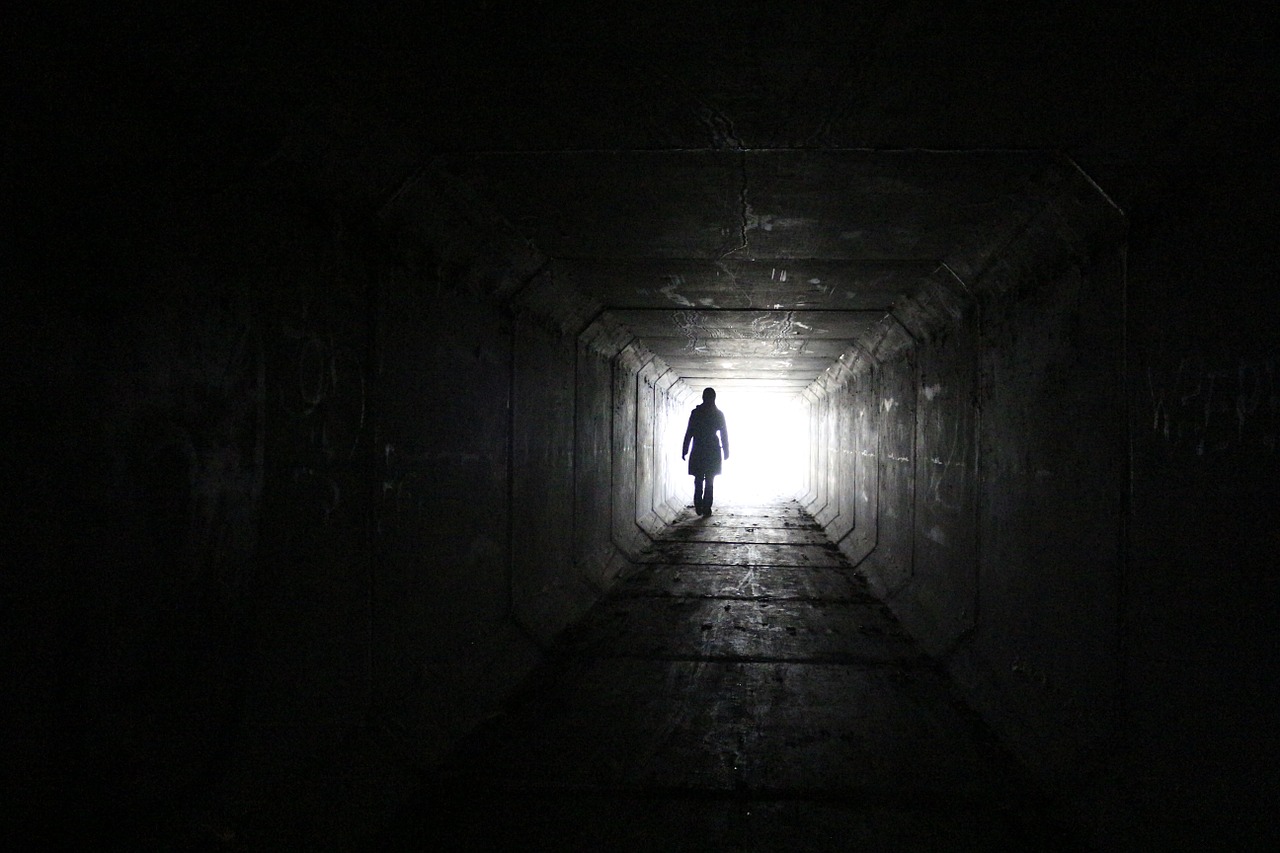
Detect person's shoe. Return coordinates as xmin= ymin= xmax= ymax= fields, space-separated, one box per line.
xmin=703 ymin=507 xmax=713 ymax=516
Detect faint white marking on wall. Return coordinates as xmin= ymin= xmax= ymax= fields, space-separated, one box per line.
xmin=1147 ymin=352 xmax=1277 ymax=456
xmin=660 ymin=276 xmax=694 ymax=307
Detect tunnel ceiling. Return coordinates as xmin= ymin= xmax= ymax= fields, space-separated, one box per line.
xmin=440 ymin=149 xmax=1065 ymax=388
xmin=15 ymin=3 xmax=1219 ymax=387
xmin=16 ymin=4 xmax=1191 ymax=390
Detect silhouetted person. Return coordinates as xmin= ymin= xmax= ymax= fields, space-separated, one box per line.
xmin=682 ymin=387 xmax=729 ymax=516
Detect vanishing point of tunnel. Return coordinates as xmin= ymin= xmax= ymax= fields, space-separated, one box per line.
xmin=5 ymin=4 xmax=1277 ymax=851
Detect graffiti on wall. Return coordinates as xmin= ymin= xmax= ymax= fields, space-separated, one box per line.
xmin=106 ymin=300 xmax=266 ymax=602
xmin=278 ymin=301 xmax=368 ymax=526
xmin=1146 ymin=352 xmax=1277 ymax=457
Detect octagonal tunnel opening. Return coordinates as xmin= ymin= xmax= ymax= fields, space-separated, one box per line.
xmin=383 ymin=149 xmax=1127 ymax=791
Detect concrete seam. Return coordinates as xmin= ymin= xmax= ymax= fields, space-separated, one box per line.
xmin=503 ymin=259 xmax=555 ymax=312
xmin=507 ymin=314 xmax=519 ymax=625
xmin=935 ymin=261 xmax=973 ymax=298
xmin=908 ymin=348 xmax=919 ymax=588
xmin=571 ymin=332 xmax=581 ymax=585
xmin=962 ymin=175 xmax=1067 ymax=297
xmin=421 ymin=146 xmax=1061 ymax=156
xmin=1059 ymin=153 xmax=1125 ymax=218
xmin=1116 ymin=240 xmax=1132 ymax=751
xmin=972 ymin=275 xmax=984 ymax=641
xmin=508 ymin=609 xmax=554 ymax=654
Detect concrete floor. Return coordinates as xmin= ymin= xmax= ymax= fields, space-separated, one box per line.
xmin=378 ymin=498 xmax=1083 ymax=852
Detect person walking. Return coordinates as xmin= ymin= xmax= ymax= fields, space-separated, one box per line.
xmin=681 ymin=387 xmax=729 ymax=516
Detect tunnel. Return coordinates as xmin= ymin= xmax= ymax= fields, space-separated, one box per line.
xmin=6 ymin=4 xmax=1277 ymax=851
xmin=385 ymin=145 xmax=1126 ymax=701
xmin=380 ymin=147 xmax=1124 ymax=718
xmin=360 ymin=147 xmax=1128 ymax=848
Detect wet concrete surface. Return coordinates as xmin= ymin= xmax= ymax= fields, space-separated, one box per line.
xmin=378 ymin=500 xmax=1082 ymax=851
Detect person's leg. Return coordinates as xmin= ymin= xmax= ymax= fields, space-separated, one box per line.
xmin=693 ymin=476 xmax=705 ymax=513
xmin=704 ymin=475 xmax=715 ymax=514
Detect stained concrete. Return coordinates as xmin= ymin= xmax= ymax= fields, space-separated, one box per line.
xmin=5 ymin=5 xmax=1277 ymax=851
xmin=379 ymin=500 xmax=1079 ymax=851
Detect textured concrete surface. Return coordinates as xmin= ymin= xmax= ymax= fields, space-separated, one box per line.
xmin=380 ymin=500 xmax=1080 ymax=851
xmin=5 ymin=5 xmax=1276 ymax=851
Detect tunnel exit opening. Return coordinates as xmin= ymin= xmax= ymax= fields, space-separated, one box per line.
xmin=708 ymin=387 xmax=808 ymax=505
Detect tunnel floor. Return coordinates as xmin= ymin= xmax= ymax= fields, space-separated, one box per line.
xmin=377 ymin=499 xmax=1081 ymax=852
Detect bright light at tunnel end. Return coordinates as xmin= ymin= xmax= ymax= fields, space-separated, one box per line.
xmin=711 ymin=389 xmax=808 ymax=505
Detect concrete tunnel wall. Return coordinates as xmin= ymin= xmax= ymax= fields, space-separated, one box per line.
xmin=373 ymin=157 xmax=1132 ymax=797
xmin=7 ymin=135 xmax=1276 ymax=850
xmin=3 ymin=156 xmax=703 ymax=816
xmin=370 ymin=168 xmax=703 ymax=761
xmin=797 ymin=163 xmax=1127 ymax=792
xmin=7 ymin=6 xmax=1277 ymax=848
xmin=0 ymin=145 xmax=1171 ymax=834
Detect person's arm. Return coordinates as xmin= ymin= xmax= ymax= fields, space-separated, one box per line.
xmin=682 ymin=415 xmax=694 ymax=460
xmin=719 ymin=413 xmax=729 ymax=460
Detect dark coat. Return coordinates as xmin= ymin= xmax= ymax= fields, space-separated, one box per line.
xmin=682 ymin=403 xmax=728 ymax=476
